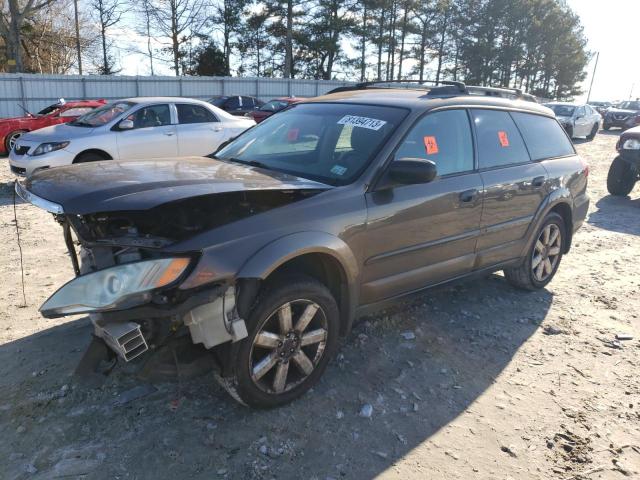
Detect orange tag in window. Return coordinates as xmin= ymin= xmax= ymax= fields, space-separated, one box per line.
xmin=423 ymin=136 xmax=439 ymax=155
xmin=498 ymin=131 xmax=509 ymax=147
xmin=287 ymin=128 xmax=299 ymax=142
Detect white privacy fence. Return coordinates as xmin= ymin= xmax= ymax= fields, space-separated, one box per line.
xmin=0 ymin=74 xmax=354 ymax=117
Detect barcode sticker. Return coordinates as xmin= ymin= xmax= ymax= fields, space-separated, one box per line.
xmin=337 ymin=115 xmax=387 ymax=131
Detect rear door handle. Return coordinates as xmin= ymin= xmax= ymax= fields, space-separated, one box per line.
xmin=459 ymin=189 xmax=478 ymax=203
xmin=532 ymin=176 xmax=545 ymax=187
xmin=164 ymin=131 xmax=175 ymax=136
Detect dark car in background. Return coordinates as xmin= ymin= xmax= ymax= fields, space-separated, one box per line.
xmin=607 ymin=125 xmax=640 ymax=196
xmin=588 ymin=101 xmax=612 ymax=116
xmin=0 ymin=98 xmax=106 ymax=155
xmin=245 ymin=97 xmax=303 ymax=123
xmin=603 ymin=100 xmax=640 ymax=131
xmin=207 ymin=95 xmax=264 ymax=116
xmin=16 ymin=82 xmax=589 ymax=408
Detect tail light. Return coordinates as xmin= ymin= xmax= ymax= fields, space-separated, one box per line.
xmin=578 ymin=156 xmax=589 ymax=177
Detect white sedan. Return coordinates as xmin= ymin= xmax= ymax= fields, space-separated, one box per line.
xmin=9 ymin=97 xmax=255 ymax=176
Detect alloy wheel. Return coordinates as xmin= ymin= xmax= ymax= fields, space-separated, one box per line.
xmin=532 ymin=223 xmax=562 ymax=282
xmin=249 ymin=299 xmax=328 ymax=394
xmin=8 ymin=132 xmax=21 ymax=151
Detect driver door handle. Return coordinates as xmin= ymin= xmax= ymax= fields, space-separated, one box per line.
xmin=164 ymin=131 xmax=175 ymax=136
xmin=532 ymin=176 xmax=545 ymax=187
xmin=459 ymin=189 xmax=478 ymax=203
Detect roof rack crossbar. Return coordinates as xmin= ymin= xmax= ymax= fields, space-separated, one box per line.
xmin=354 ymin=79 xmax=467 ymax=93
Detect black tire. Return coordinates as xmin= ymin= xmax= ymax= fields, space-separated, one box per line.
xmin=230 ymin=275 xmax=340 ymax=408
xmin=603 ymin=123 xmax=611 ymax=131
xmin=5 ymin=130 xmax=26 ymax=152
xmin=504 ymin=212 xmax=566 ymax=291
xmin=586 ymin=123 xmax=598 ymax=141
xmin=607 ymin=156 xmax=636 ymax=196
xmin=74 ymin=151 xmax=109 ymax=163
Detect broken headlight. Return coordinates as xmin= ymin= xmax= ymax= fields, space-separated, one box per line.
xmin=40 ymin=257 xmax=190 ymax=317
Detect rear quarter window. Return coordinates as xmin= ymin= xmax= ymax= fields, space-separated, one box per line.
xmin=510 ymin=112 xmax=575 ymax=160
xmin=471 ymin=109 xmax=530 ymax=169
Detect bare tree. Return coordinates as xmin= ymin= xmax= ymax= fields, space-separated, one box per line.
xmin=0 ymin=0 xmax=59 ymax=72
xmin=135 ymin=0 xmax=156 ymax=75
xmin=151 ymin=0 xmax=207 ymax=75
xmin=90 ymin=0 xmax=123 ymax=74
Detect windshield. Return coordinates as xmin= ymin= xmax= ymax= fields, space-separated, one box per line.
xmin=619 ymin=101 xmax=640 ymax=110
xmin=260 ymin=100 xmax=290 ymax=112
xmin=70 ymin=101 xmax=134 ymax=127
xmin=215 ymin=103 xmax=408 ymax=186
xmin=209 ymin=96 xmax=228 ymax=107
xmin=37 ymin=104 xmax=61 ymax=116
xmin=548 ymin=104 xmax=576 ymax=117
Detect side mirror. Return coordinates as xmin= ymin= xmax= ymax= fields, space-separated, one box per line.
xmin=379 ymin=158 xmax=438 ymax=189
xmin=118 ymin=119 xmax=134 ymax=130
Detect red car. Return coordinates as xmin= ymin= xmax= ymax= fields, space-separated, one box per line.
xmin=244 ymin=96 xmax=303 ymax=123
xmin=0 ymin=98 xmax=106 ymax=155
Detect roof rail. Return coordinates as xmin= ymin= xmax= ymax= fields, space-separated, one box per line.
xmin=325 ymin=79 xmax=466 ymax=95
xmin=324 ymin=80 xmax=538 ymax=103
xmin=466 ymin=85 xmax=538 ymax=103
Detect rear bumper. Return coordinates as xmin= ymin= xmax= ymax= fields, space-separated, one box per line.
xmin=573 ymin=192 xmax=590 ymax=232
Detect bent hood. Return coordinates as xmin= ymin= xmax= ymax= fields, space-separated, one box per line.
xmin=22 ymin=156 xmax=331 ymax=215
xmin=19 ymin=123 xmax=97 ymax=142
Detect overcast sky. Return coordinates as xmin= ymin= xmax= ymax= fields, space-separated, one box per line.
xmin=567 ymin=0 xmax=640 ymax=102
xmin=118 ymin=0 xmax=639 ymax=102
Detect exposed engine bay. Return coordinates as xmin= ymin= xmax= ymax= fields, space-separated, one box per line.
xmin=45 ymin=188 xmax=322 ymax=378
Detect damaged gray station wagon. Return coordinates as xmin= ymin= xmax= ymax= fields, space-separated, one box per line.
xmin=17 ymin=81 xmax=589 ymax=407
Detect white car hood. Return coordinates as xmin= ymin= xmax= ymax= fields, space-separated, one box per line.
xmin=19 ymin=123 xmax=98 ymax=143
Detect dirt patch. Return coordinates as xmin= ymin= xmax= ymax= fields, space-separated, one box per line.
xmin=1 ymin=132 xmax=640 ymax=479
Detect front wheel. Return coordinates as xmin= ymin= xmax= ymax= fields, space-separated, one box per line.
xmin=5 ymin=130 xmax=26 ymax=152
xmin=504 ymin=212 xmax=566 ymax=291
xmin=603 ymin=123 xmax=611 ymax=131
xmin=229 ymin=275 xmax=340 ymax=408
xmin=607 ymin=156 xmax=636 ymax=196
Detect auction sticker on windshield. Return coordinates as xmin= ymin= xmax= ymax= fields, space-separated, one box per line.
xmin=337 ymin=115 xmax=387 ymax=131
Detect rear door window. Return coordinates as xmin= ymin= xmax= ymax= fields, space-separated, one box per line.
xmin=395 ymin=109 xmax=474 ymax=176
xmin=241 ymin=96 xmax=255 ymax=108
xmin=176 ymin=104 xmax=217 ymax=124
xmin=511 ymin=112 xmax=575 ymax=160
xmin=471 ymin=109 xmax=530 ymax=169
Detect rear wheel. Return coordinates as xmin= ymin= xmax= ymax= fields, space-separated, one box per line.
xmin=504 ymin=212 xmax=565 ymax=291
xmin=607 ymin=156 xmax=636 ymax=196
xmin=228 ymin=275 xmax=340 ymax=408
xmin=586 ymin=123 xmax=598 ymax=141
xmin=5 ymin=130 xmax=26 ymax=152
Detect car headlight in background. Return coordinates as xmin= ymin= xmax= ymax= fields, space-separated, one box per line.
xmin=623 ymin=138 xmax=640 ymax=150
xmin=40 ymin=257 xmax=191 ymax=317
xmin=31 ymin=141 xmax=70 ymax=156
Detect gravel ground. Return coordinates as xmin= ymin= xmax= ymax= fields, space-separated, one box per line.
xmin=0 ymin=130 xmax=639 ymax=480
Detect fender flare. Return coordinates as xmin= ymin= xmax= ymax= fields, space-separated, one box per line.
xmin=237 ymin=231 xmax=360 ymax=332
xmin=521 ymin=187 xmax=573 ymax=258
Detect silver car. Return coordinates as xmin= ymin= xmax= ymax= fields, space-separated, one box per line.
xmin=545 ymin=102 xmax=601 ymax=140
xmin=9 ymin=97 xmax=255 ymax=176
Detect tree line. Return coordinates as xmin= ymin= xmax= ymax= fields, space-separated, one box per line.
xmin=0 ymin=0 xmax=589 ymax=99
